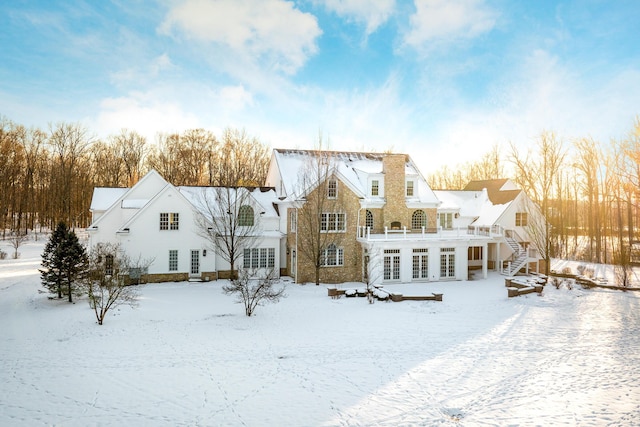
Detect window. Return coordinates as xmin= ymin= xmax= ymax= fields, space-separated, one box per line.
xmin=440 ymin=247 xmax=455 ymax=278
xmin=260 ymin=248 xmax=267 ymax=268
xmin=160 ymin=212 xmax=179 ymax=230
xmin=406 ymin=180 xmax=414 ymax=197
xmin=516 ymin=212 xmax=528 ymax=226
xmin=371 ymin=180 xmax=379 ymax=196
xmin=468 ymin=246 xmax=483 ymax=260
xmin=169 ymin=250 xmax=178 ymax=271
xmin=322 ymin=244 xmax=344 ymax=266
xmin=251 ymin=248 xmax=259 ymax=268
xmin=365 ymin=210 xmax=374 ymax=229
xmin=413 ymin=248 xmax=428 ymax=279
xmin=244 ymin=248 xmax=276 ymax=269
xmin=327 ymin=179 xmax=337 ymax=199
xmin=411 ymin=210 xmax=426 ymax=230
xmin=439 ymin=212 xmax=453 ymax=229
xmin=105 ymin=254 xmax=114 ymax=276
xmin=268 ymin=248 xmax=275 ymax=268
xmin=384 ymin=249 xmax=400 ymax=281
xmin=320 ymin=213 xmax=346 ymax=232
xmin=238 ymin=205 xmax=254 ymax=226
xmin=290 ymin=209 xmax=297 ymax=232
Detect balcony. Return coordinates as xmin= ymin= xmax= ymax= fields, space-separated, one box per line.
xmin=356 ymin=224 xmax=504 ymax=242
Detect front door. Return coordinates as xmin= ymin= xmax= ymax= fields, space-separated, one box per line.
xmin=190 ymin=250 xmax=200 ymax=277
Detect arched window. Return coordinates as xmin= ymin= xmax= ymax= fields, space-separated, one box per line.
xmin=365 ymin=210 xmax=374 ymax=229
xmin=411 ymin=210 xmax=426 ymax=230
xmin=238 ymin=205 xmax=254 ymax=226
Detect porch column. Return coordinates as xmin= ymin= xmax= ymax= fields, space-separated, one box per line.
xmin=482 ymin=243 xmax=488 ymax=279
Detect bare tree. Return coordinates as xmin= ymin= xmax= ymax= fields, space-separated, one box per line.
xmin=293 ymin=146 xmax=346 ymax=285
xmin=191 ymin=186 xmax=262 ymax=280
xmin=111 ymin=129 xmax=148 ymax=186
xmin=210 ymin=128 xmax=270 ymax=186
xmin=9 ymin=231 xmax=28 ymax=259
xmin=47 ymin=122 xmax=93 ymax=227
xmin=223 ymin=268 xmax=286 ymax=316
xmin=510 ymin=131 xmax=566 ymax=274
xmin=573 ymin=137 xmax=604 ymax=263
xmin=83 ymin=243 xmax=151 ymax=325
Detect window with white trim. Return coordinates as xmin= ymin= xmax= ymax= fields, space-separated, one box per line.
xmin=320 ymin=212 xmax=346 ymax=232
xmin=406 ymin=180 xmax=414 ymax=196
xmin=327 ymin=179 xmax=337 ymax=199
xmin=371 ymin=180 xmax=379 ymax=196
xmin=440 ymin=247 xmax=455 ymax=278
xmin=438 ymin=212 xmax=453 ymax=229
xmin=412 ymin=248 xmax=428 ymax=279
xmin=365 ymin=210 xmax=374 ymax=229
xmin=238 ymin=205 xmax=254 ymax=226
xmin=160 ymin=212 xmax=179 ymax=230
xmin=384 ymin=249 xmax=400 ymax=281
xmin=243 ymin=247 xmax=276 ymax=269
xmin=322 ymin=244 xmax=344 ymax=266
xmin=169 ymin=250 xmax=178 ymax=271
xmin=290 ymin=209 xmax=297 ymax=232
xmin=412 ymin=210 xmax=426 ymax=229
xmin=516 ymin=212 xmax=528 ymax=226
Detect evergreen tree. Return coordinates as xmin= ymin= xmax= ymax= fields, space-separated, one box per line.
xmin=40 ymin=222 xmax=87 ymax=302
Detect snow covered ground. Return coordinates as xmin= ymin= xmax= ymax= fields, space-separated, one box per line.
xmin=1 ymin=239 xmax=640 ymax=426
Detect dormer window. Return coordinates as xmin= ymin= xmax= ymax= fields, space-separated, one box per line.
xmin=371 ymin=180 xmax=379 ymax=196
xmin=327 ymin=179 xmax=337 ymax=199
xmin=406 ymin=180 xmax=414 ymax=197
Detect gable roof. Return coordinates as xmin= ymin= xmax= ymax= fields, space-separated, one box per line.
xmin=88 ymin=169 xmax=170 ymax=229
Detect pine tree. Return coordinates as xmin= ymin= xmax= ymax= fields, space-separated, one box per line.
xmin=40 ymin=222 xmax=67 ymax=299
xmin=40 ymin=222 xmax=87 ymax=302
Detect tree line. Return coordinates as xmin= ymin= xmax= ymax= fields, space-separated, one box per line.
xmin=0 ymin=117 xmax=271 ymax=236
xmin=427 ymin=118 xmax=640 ymax=266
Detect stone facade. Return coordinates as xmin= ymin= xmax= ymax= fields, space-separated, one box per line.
xmin=290 ymin=176 xmax=363 ymax=284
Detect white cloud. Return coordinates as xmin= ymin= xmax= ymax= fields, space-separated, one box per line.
xmin=94 ymin=93 xmax=200 ymax=143
xmin=415 ymin=48 xmax=640 ymax=172
xmin=318 ymin=0 xmax=396 ymax=35
xmin=404 ymin=0 xmax=497 ymax=50
xmin=160 ymin=0 xmax=322 ymax=74
xmin=219 ymin=85 xmax=254 ymax=111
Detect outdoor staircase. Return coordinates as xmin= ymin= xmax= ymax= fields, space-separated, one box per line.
xmin=502 ymin=234 xmax=528 ymax=276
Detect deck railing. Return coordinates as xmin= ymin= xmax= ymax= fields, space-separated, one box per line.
xmin=357 ymin=224 xmax=504 ymax=241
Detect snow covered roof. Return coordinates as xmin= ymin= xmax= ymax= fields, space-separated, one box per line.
xmin=434 ymin=188 xmax=516 ymax=226
xmin=178 ymin=186 xmax=279 ymax=218
xmin=464 ymin=179 xmax=521 ymax=205
xmin=271 ymin=148 xmax=439 ymax=204
xmin=90 ymin=188 xmax=128 ymax=211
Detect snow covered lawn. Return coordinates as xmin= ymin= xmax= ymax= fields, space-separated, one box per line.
xmin=1 ymin=241 xmax=640 ymax=426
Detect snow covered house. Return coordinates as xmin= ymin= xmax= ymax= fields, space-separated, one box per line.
xmin=435 ymin=179 xmax=546 ymax=277
xmin=87 ymin=150 xmax=545 ymax=285
xmin=265 ymin=149 xmax=546 ymax=285
xmin=87 ymin=170 xmax=283 ymax=282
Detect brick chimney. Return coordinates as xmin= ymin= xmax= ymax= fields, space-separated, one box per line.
xmin=382 ymin=154 xmax=407 ymax=229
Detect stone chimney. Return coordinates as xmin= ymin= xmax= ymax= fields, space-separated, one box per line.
xmin=382 ymin=154 xmax=407 ymax=229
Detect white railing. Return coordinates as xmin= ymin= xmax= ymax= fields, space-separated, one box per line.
xmin=357 ymin=225 xmax=504 ymax=241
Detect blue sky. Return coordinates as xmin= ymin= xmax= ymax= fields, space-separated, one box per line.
xmin=1 ymin=0 xmax=639 ymax=172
